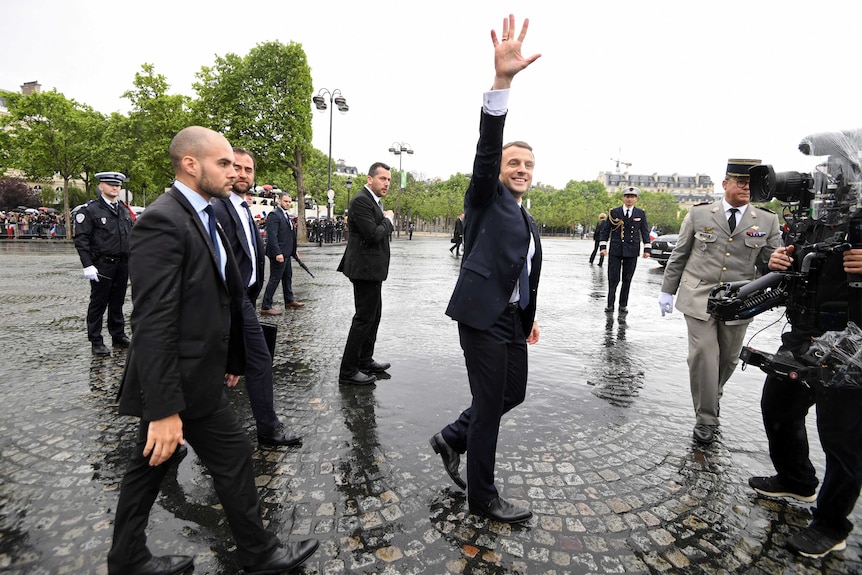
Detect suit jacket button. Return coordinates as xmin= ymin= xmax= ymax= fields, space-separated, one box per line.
xmin=223 ymin=335 xmax=230 ymax=342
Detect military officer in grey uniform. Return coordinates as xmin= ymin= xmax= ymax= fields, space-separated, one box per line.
xmin=659 ymin=159 xmax=781 ymax=444
xmin=74 ymin=171 xmax=134 ymax=356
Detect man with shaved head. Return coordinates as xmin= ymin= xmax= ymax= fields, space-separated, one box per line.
xmin=108 ymin=126 xmax=318 ymax=575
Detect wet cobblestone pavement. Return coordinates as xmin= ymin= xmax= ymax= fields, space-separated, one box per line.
xmin=1 ymin=237 xmax=860 ymax=574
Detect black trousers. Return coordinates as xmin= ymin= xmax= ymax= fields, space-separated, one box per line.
xmin=87 ymin=259 xmax=129 ymax=343
xmin=261 ymin=256 xmax=294 ymax=309
xmin=606 ymin=254 xmax=637 ymax=308
xmin=762 ymin=373 xmax=862 ymax=539
xmin=339 ymin=279 xmax=383 ymax=377
xmin=107 ymin=398 xmax=278 ymax=573
xmin=239 ymin=294 xmax=279 ymax=433
xmin=442 ymin=308 xmax=528 ymax=503
xmin=588 ymin=239 xmax=604 ymax=265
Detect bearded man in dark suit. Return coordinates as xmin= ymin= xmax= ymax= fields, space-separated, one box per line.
xmin=107 ymin=126 xmax=317 ymax=575
xmin=430 ymin=14 xmax=543 ymax=525
xmin=212 ymin=147 xmax=301 ymax=448
xmin=336 ymin=162 xmax=395 ymax=386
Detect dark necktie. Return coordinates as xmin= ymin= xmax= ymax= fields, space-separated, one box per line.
xmin=110 ymin=202 xmax=118 ymax=213
xmin=625 ymin=209 xmax=630 ymax=218
xmin=519 ymin=207 xmax=531 ymax=310
xmin=241 ymin=201 xmax=257 ymax=256
xmin=203 ymin=205 xmax=219 ymax=250
xmin=728 ymin=207 xmax=739 ymax=232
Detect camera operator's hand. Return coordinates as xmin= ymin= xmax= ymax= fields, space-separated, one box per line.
xmin=844 ymin=248 xmax=862 ymax=274
xmin=659 ymin=292 xmax=674 ymax=316
xmin=768 ymin=245 xmax=794 ymax=271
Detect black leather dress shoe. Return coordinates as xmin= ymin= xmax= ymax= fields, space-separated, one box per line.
xmin=468 ymin=496 xmax=532 ymax=524
xmin=339 ymin=371 xmax=376 ymax=386
xmin=243 ymin=539 xmax=320 ymax=575
xmin=92 ymin=343 xmax=111 ymax=356
xmin=429 ymin=432 xmax=466 ymax=489
xmin=693 ymin=423 xmax=715 ymax=444
xmin=112 ymin=335 xmax=131 ymax=347
xmin=124 ymin=554 xmax=193 ymax=575
xmin=258 ymin=423 xmax=302 ymax=447
xmin=360 ymin=360 xmax=391 ymax=373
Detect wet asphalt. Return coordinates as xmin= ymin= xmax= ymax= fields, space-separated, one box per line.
xmin=0 ymin=235 xmax=859 ymax=575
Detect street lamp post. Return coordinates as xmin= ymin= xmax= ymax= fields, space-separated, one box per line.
xmin=312 ymin=88 xmax=349 ymax=221
xmin=388 ymin=142 xmax=414 ymax=239
xmin=141 ymin=183 xmax=147 ymax=208
xmin=344 ymin=177 xmax=352 ymax=242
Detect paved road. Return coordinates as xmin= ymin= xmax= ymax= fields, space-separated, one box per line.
xmin=0 ymin=237 xmax=859 ymax=574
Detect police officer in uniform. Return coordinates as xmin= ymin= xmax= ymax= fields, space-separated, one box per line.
xmin=599 ymin=186 xmax=651 ymax=314
xmin=659 ymin=159 xmax=781 ymax=444
xmin=74 ymin=172 xmax=133 ymax=356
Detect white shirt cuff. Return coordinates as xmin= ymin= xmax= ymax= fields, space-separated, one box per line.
xmin=483 ymin=89 xmax=509 ymax=116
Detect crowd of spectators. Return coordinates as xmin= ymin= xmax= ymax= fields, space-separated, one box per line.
xmin=1 ymin=210 xmax=66 ymax=239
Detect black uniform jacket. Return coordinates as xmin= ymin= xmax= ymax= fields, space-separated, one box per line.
xmin=118 ymin=187 xmax=245 ymax=421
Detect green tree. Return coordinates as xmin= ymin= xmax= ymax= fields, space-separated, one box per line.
xmin=122 ymin=64 xmax=194 ymax=205
xmin=193 ymin=41 xmax=314 ymax=240
xmin=0 ymin=177 xmax=38 ymax=210
xmin=0 ymin=89 xmax=104 ymax=237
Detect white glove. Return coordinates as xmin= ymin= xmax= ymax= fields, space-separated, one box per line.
xmin=659 ymin=292 xmax=674 ymax=316
xmin=83 ymin=265 xmax=99 ymax=282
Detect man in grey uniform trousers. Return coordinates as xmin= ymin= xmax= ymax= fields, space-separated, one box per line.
xmin=659 ymin=158 xmax=781 ymax=444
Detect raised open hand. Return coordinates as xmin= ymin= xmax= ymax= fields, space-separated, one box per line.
xmin=491 ymin=14 xmax=542 ymax=90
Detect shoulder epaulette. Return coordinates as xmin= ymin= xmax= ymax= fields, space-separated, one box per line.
xmin=754 ymin=205 xmax=776 ymax=214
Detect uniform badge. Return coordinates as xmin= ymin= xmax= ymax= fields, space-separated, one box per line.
xmin=746 ymin=231 xmax=766 ymax=237
xmin=101 ymin=217 xmax=107 ymax=225
xmin=75 ymin=213 xmax=85 ymax=224
xmin=702 ymin=226 xmax=714 ymax=234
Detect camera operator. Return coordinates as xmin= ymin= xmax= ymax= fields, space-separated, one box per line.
xmin=748 ymin=225 xmax=862 ymax=558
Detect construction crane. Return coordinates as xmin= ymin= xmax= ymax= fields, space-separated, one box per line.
xmin=610 ymin=150 xmax=632 ymax=173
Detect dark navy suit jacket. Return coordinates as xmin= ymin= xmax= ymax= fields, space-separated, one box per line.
xmin=213 ymin=197 xmax=266 ymax=302
xmin=445 ymin=111 xmax=542 ymax=335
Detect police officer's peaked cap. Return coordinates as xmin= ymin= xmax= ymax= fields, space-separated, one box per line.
xmin=622 ymin=186 xmax=641 ymax=196
xmin=95 ymin=172 xmax=127 ymax=185
xmin=726 ymin=159 xmax=760 ymax=177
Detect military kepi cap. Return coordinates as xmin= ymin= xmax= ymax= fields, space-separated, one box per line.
xmin=726 ymin=159 xmax=760 ymax=177
xmin=95 ymin=171 xmax=127 ymax=185
xmin=622 ymin=186 xmax=641 ymax=196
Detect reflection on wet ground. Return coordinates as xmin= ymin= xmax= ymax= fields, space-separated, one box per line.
xmin=0 ymin=237 xmax=860 ymax=574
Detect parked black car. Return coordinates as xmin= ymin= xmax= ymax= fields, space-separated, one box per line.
xmin=651 ymin=234 xmax=679 ymax=266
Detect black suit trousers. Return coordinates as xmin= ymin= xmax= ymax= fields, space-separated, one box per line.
xmin=442 ymin=309 xmax=528 ymax=503
xmin=261 ymin=257 xmax=294 ymax=309
xmin=239 ymin=294 xmax=279 ymax=433
xmin=588 ymin=238 xmax=604 ymax=265
xmin=606 ymin=254 xmax=638 ymax=308
xmin=107 ymin=398 xmax=278 ymax=573
xmin=340 ymin=279 xmax=382 ymax=377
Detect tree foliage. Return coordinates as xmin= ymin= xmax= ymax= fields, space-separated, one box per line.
xmin=0 ymin=177 xmax=39 ymax=210
xmin=193 ymin=41 xmax=314 ymax=238
xmin=0 ymin=89 xmax=105 ymax=236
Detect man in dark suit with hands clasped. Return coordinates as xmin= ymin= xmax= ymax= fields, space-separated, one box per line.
xmin=337 ymin=162 xmax=395 ymax=386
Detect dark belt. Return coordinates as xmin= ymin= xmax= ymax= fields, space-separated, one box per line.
xmin=505 ymin=302 xmax=520 ymax=313
xmin=96 ymin=255 xmax=126 ymax=263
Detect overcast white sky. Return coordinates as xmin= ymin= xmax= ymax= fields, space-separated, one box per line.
xmin=3 ymin=0 xmax=860 ymax=189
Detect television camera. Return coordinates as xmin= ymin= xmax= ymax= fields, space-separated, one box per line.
xmin=706 ymin=128 xmax=862 ymax=386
